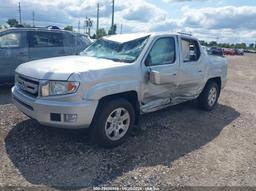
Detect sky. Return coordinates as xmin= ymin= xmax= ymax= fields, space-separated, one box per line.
xmin=0 ymin=0 xmax=256 ymax=43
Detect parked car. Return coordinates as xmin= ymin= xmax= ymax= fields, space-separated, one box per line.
xmin=12 ymin=33 xmax=228 ymax=148
xmin=244 ymin=49 xmax=256 ymax=53
xmin=0 ymin=27 xmax=92 ymax=83
xmin=223 ymin=48 xmax=236 ymax=55
xmin=234 ymin=49 xmax=244 ymax=55
xmin=208 ymin=47 xmax=224 ymax=57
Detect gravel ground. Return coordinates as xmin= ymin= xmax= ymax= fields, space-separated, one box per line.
xmin=0 ymin=54 xmax=256 ymax=190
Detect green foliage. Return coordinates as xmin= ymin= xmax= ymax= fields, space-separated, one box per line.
xmin=7 ymin=19 xmax=18 ymax=27
xmin=91 ymin=33 xmax=97 ymax=39
xmin=108 ymin=24 xmax=117 ymax=35
xmin=64 ymin=25 xmax=73 ymax=31
xmin=249 ymin=43 xmax=255 ymax=49
xmin=96 ymin=28 xmax=107 ymax=39
xmin=209 ymin=41 xmax=217 ymax=47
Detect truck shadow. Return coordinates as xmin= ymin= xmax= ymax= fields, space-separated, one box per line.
xmin=0 ymin=85 xmax=12 ymax=105
xmin=5 ymin=102 xmax=240 ymax=189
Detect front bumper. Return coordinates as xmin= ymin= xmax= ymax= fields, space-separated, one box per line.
xmin=12 ymin=86 xmax=98 ymax=129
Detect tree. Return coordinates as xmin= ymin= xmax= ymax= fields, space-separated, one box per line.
xmin=64 ymin=25 xmax=73 ymax=31
xmin=96 ymin=28 xmax=107 ymax=39
xmin=7 ymin=19 xmax=18 ymax=27
xmin=108 ymin=24 xmax=117 ymax=35
xmin=209 ymin=41 xmax=217 ymax=47
xmin=234 ymin=43 xmax=246 ymax=49
xmin=199 ymin=40 xmax=208 ymax=46
xmin=91 ymin=33 xmax=97 ymax=39
xmin=249 ymin=43 xmax=254 ymax=49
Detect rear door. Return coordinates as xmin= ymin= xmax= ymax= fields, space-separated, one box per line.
xmin=63 ymin=32 xmax=76 ymax=55
xmin=0 ymin=31 xmax=28 ymax=82
xmin=176 ymin=37 xmax=205 ymax=98
xmin=64 ymin=33 xmax=91 ymax=55
xmin=76 ymin=34 xmax=92 ymax=53
xmin=27 ymin=31 xmax=65 ymax=61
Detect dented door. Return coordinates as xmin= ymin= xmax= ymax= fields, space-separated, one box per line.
xmin=141 ymin=35 xmax=179 ymax=112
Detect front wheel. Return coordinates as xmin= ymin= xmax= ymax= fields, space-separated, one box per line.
xmin=198 ymin=81 xmax=220 ymax=111
xmin=91 ymin=98 xmax=135 ymax=148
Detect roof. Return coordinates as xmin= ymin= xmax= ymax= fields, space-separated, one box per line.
xmin=103 ymin=33 xmax=152 ymax=43
xmin=0 ymin=27 xmax=75 ymax=34
xmin=103 ymin=32 xmax=196 ymax=43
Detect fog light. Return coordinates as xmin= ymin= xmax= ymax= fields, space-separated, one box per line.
xmin=64 ymin=114 xmax=77 ymax=123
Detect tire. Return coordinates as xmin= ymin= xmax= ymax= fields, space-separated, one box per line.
xmin=91 ymin=98 xmax=135 ymax=148
xmin=198 ymin=81 xmax=220 ymax=111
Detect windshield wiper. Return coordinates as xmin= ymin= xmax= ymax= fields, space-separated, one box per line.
xmin=112 ymin=58 xmax=134 ymax=63
xmin=98 ymin=56 xmax=132 ymax=63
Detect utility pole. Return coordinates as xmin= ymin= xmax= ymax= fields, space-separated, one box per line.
xmin=85 ymin=16 xmax=88 ymax=34
xmin=88 ymin=18 xmax=92 ymax=37
xmin=78 ymin=20 xmax=80 ymax=33
xmin=32 ymin=10 xmax=35 ymax=27
xmin=96 ymin=3 xmax=99 ymax=33
xmin=83 ymin=20 xmax=86 ymax=34
xmin=120 ymin=24 xmax=123 ymax=34
xmin=111 ymin=0 xmax=114 ymax=34
xmin=18 ymin=2 xmax=22 ymax=24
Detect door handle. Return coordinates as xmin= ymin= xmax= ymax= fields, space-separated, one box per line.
xmin=198 ymin=70 xmax=202 ymax=73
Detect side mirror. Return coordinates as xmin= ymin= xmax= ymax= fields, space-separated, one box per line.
xmin=149 ymin=70 xmax=161 ymax=85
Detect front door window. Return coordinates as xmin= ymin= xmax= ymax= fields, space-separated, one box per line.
xmin=146 ymin=37 xmax=176 ymax=66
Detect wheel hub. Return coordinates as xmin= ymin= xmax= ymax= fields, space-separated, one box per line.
xmin=208 ymin=87 xmax=217 ymax=107
xmin=105 ymin=107 xmax=131 ymax=141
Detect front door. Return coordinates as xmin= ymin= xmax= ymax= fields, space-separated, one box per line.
xmin=141 ymin=36 xmax=179 ymax=112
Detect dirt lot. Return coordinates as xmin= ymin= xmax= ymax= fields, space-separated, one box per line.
xmin=0 ymin=54 xmax=256 ymax=190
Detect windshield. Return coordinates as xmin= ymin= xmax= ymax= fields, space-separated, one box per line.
xmin=80 ymin=36 xmax=149 ymax=63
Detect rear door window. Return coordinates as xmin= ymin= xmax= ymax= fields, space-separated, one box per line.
xmin=78 ymin=35 xmax=91 ymax=46
xmin=0 ymin=33 xmax=21 ymax=48
xmin=63 ymin=33 xmax=75 ymax=47
xmin=181 ymin=38 xmax=201 ymax=62
xmin=50 ymin=33 xmax=64 ymax=47
xmin=28 ymin=31 xmax=64 ymax=48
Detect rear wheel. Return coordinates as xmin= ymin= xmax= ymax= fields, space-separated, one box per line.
xmin=91 ymin=98 xmax=135 ymax=148
xmin=198 ymin=81 xmax=220 ymax=111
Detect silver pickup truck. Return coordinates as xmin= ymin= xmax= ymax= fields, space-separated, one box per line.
xmin=12 ymin=33 xmax=228 ymax=147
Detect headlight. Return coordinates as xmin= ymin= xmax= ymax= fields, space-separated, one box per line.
xmin=41 ymin=81 xmax=80 ymax=97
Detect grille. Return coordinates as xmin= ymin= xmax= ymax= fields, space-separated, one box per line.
xmin=16 ymin=74 xmax=39 ymax=98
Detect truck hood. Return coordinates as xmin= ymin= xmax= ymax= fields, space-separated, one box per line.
xmin=16 ymin=56 xmax=129 ymax=80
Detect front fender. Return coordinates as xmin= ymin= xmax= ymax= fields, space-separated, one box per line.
xmin=84 ymin=80 xmax=140 ymax=100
